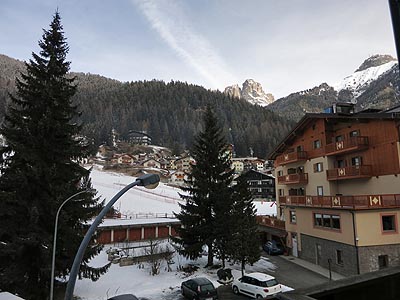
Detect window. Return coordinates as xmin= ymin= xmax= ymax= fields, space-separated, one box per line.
xmin=314 ymin=213 xmax=340 ymax=230
xmin=290 ymin=211 xmax=297 ymax=224
xmin=314 ymin=213 xmax=323 ymax=226
xmin=335 ymin=135 xmax=344 ymax=142
xmin=336 ymin=250 xmax=343 ymax=265
xmin=317 ymin=186 xmax=323 ymax=196
xmin=277 ymin=170 xmax=283 ymax=176
xmin=313 ymin=140 xmax=321 ymax=149
xmin=351 ymin=156 xmax=362 ymax=166
xmin=349 ymin=130 xmax=359 ymax=137
xmin=313 ymin=162 xmax=323 ymax=173
xmin=382 ymin=215 xmax=396 ymax=232
xmin=337 ymin=159 xmax=346 ymax=168
xmin=278 ymin=189 xmax=284 ymax=196
xmin=378 ymin=255 xmax=389 ymax=269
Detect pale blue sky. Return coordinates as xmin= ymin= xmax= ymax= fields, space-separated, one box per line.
xmin=0 ymin=0 xmax=396 ymax=98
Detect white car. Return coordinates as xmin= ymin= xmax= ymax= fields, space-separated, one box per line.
xmin=232 ymin=272 xmax=282 ymax=299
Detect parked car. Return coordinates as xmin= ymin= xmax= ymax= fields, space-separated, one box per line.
xmin=263 ymin=240 xmax=284 ymax=255
xmin=108 ymin=295 xmax=139 ymax=300
xmin=232 ymin=272 xmax=282 ymax=299
xmin=181 ymin=277 xmax=218 ymax=300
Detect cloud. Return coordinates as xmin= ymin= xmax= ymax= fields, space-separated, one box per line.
xmin=133 ymin=0 xmax=236 ymax=89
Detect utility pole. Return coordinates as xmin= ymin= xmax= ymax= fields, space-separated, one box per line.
xmin=389 ymin=0 xmax=400 ymax=72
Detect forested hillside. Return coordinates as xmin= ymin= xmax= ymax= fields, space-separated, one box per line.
xmin=0 ymin=54 xmax=293 ymax=158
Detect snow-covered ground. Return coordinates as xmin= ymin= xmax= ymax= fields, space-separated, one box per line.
xmin=90 ymin=167 xmax=277 ymax=217
xmin=73 ymin=167 xmax=285 ymax=300
xmin=74 ymin=241 xmax=293 ymax=300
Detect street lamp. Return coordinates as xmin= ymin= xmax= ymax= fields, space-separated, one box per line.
xmin=64 ymin=173 xmax=160 ymax=300
xmin=50 ymin=189 xmax=92 ymax=300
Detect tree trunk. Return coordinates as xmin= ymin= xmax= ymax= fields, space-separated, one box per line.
xmin=241 ymin=259 xmax=245 ymax=276
xmin=207 ymin=242 xmax=213 ymax=267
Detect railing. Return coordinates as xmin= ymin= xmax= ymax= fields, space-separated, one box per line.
xmin=326 ymin=165 xmax=372 ymax=180
xmin=325 ymin=136 xmax=369 ymax=155
xmin=256 ymin=216 xmax=286 ymax=230
xmin=279 ymin=194 xmax=400 ymax=209
xmin=278 ymin=173 xmax=308 ymax=185
xmin=276 ymin=151 xmax=307 ymax=166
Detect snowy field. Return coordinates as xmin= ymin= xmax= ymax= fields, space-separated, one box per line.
xmin=90 ymin=167 xmax=277 ymax=217
xmin=72 ymin=167 xmax=286 ymax=300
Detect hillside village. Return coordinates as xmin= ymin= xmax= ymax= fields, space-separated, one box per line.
xmin=94 ymin=129 xmax=275 ymax=192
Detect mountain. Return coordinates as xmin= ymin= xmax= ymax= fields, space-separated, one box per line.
xmin=224 ymin=79 xmax=274 ymax=107
xmin=0 ymin=54 xmax=293 ymax=158
xmin=267 ymin=83 xmax=338 ymax=121
xmin=267 ymin=55 xmax=400 ymax=121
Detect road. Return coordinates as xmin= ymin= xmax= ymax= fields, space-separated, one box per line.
xmin=165 ymin=253 xmax=329 ymax=300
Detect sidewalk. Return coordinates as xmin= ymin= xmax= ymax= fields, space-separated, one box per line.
xmin=280 ymin=255 xmax=345 ymax=281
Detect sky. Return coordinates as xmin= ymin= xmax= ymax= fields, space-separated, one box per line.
xmin=0 ymin=0 xmax=397 ymax=98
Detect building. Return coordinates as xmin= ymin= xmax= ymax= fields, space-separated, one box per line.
xmin=269 ymin=103 xmax=400 ymax=276
xmin=231 ymin=158 xmax=244 ymax=173
xmin=96 ymin=217 xmax=180 ymax=244
xmin=127 ymin=130 xmax=152 ymax=145
xmin=240 ymin=169 xmax=276 ymax=202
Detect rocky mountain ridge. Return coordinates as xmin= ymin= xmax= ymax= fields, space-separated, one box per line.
xmin=224 ymin=79 xmax=274 ymax=107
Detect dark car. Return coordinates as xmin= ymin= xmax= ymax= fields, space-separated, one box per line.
xmin=108 ymin=295 xmax=139 ymax=300
xmin=263 ymin=240 xmax=284 ymax=255
xmin=181 ymin=277 xmax=218 ymax=300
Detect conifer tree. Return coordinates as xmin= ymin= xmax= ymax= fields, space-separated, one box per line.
xmin=0 ymin=12 xmax=109 ymax=299
xmin=229 ymin=175 xmax=260 ymax=276
xmin=174 ymin=106 xmax=234 ymax=267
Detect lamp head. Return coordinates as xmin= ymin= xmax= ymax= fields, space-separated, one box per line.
xmin=137 ymin=173 xmax=160 ymax=189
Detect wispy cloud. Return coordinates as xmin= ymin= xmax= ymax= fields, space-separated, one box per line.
xmin=133 ymin=0 xmax=235 ymax=89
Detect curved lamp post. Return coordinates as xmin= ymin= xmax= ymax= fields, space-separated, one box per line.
xmin=64 ymin=173 xmax=160 ymax=300
xmin=50 ymin=189 xmax=91 ymax=300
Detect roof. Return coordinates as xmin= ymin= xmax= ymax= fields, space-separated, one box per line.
xmin=190 ymin=277 xmax=213 ymax=285
xmin=268 ymin=111 xmax=400 ymax=160
xmin=92 ymin=217 xmax=180 ymax=229
xmin=245 ymin=272 xmax=275 ymax=281
xmin=0 ymin=292 xmax=25 ymax=300
xmin=107 ymin=294 xmax=139 ymax=300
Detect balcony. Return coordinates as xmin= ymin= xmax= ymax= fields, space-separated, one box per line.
xmin=279 ymin=194 xmax=400 ymax=210
xmin=256 ymin=216 xmax=286 ymax=230
xmin=278 ymin=173 xmax=308 ymax=185
xmin=325 ymin=136 xmax=369 ymax=156
xmin=276 ymin=151 xmax=307 ymax=166
xmin=326 ymin=165 xmax=372 ymax=181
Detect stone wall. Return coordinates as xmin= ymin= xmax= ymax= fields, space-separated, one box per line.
xmin=358 ymin=244 xmax=400 ymax=273
xmin=300 ymin=234 xmax=358 ymax=276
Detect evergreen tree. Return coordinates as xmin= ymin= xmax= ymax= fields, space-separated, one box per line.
xmin=174 ymin=106 xmax=234 ymax=267
xmin=229 ymin=175 xmax=260 ymax=276
xmin=0 ymin=12 xmax=109 ymax=299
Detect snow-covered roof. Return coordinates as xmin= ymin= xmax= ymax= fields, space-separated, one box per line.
xmin=0 ymin=292 xmax=25 ymax=300
xmin=97 ymin=217 xmax=180 ymax=228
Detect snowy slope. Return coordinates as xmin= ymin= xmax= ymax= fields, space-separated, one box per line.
xmin=333 ymin=60 xmax=397 ymax=97
xmin=90 ymin=167 xmax=277 ymax=217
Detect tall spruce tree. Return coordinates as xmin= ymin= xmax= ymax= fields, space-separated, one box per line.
xmin=229 ymin=175 xmax=260 ymax=276
xmin=0 ymin=12 xmax=109 ymax=299
xmin=174 ymin=106 xmax=234 ymax=267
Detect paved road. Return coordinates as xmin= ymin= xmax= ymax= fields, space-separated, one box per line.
xmin=164 ymin=254 xmax=329 ymax=300
xmin=262 ymin=254 xmax=329 ymax=290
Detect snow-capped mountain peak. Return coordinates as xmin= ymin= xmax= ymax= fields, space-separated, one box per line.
xmin=333 ymin=54 xmax=397 ymax=97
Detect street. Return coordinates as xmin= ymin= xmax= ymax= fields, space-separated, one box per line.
xmin=165 ymin=253 xmax=329 ymax=300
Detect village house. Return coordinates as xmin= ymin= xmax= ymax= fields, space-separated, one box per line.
xmin=142 ymin=158 xmax=161 ymax=169
xmin=169 ymin=170 xmax=188 ymax=186
xmin=269 ymin=103 xmax=400 ymax=276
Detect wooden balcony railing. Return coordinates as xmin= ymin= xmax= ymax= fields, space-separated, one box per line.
xmin=326 ymin=165 xmax=372 ymax=180
xmin=278 ymin=173 xmax=308 ymax=185
xmin=279 ymin=194 xmax=400 ymax=210
xmin=325 ymin=136 xmax=369 ymax=156
xmin=276 ymin=151 xmax=307 ymax=166
xmin=256 ymin=216 xmax=286 ymax=230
